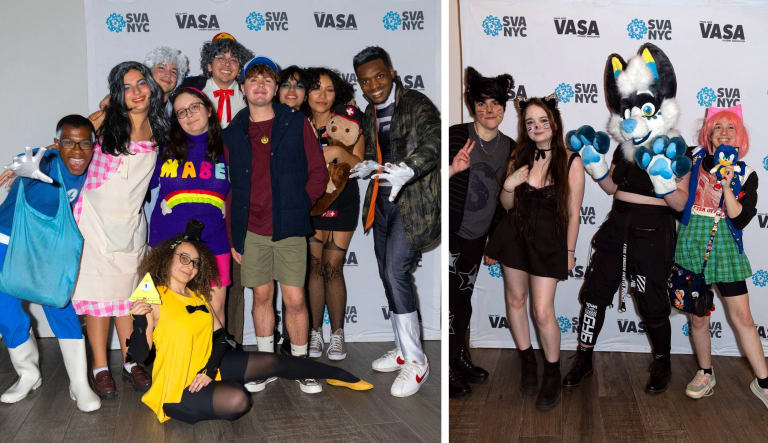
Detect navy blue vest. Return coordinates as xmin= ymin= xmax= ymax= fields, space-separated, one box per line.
xmin=223 ymin=102 xmax=311 ymax=251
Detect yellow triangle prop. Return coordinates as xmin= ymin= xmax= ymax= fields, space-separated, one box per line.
xmin=129 ymin=272 xmax=162 ymax=305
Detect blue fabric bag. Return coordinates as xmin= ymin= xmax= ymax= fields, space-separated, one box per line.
xmin=0 ymin=162 xmax=83 ymax=308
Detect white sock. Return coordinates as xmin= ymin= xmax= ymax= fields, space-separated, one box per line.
xmin=291 ymin=344 xmax=308 ymax=357
xmin=256 ymin=335 xmax=274 ymax=353
xmin=92 ymin=366 xmax=108 ymax=377
xmin=123 ymin=362 xmax=137 ymax=372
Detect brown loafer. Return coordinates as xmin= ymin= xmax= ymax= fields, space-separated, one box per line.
xmin=122 ymin=365 xmax=151 ymax=392
xmin=90 ymin=369 xmax=117 ymax=399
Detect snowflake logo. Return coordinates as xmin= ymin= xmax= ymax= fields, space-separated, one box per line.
xmin=762 ymin=154 xmax=768 ymax=172
xmin=682 ymin=322 xmax=691 ymax=337
xmin=697 ymin=87 xmax=716 ymax=107
xmin=557 ymin=316 xmax=572 ymax=333
xmin=752 ymin=269 xmax=768 ymax=287
xmin=323 ymin=306 xmax=330 ymax=325
xmin=382 ymin=11 xmax=402 ymax=31
xmin=555 ymin=83 xmax=575 ymax=103
xmin=627 ymin=18 xmax=648 ymax=40
xmin=246 ymin=12 xmax=265 ymax=31
xmin=488 ymin=263 xmax=502 ymax=278
xmin=106 ymin=13 xmax=126 ymax=33
xmin=482 ymin=15 xmax=503 ymax=36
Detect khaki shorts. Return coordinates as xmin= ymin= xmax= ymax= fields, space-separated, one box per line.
xmin=241 ymin=232 xmax=307 ymax=288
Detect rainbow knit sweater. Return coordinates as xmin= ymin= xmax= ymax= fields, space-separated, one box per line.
xmin=148 ymin=132 xmax=230 ymax=255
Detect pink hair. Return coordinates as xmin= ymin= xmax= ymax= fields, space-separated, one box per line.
xmin=698 ymin=110 xmax=749 ymax=158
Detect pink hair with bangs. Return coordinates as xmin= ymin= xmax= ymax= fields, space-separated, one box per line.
xmin=698 ymin=110 xmax=749 ymax=158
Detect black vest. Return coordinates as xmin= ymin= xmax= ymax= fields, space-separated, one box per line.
xmin=223 ymin=103 xmax=311 ymax=251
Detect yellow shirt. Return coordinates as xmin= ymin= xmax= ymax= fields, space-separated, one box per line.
xmin=141 ymin=286 xmax=221 ymax=423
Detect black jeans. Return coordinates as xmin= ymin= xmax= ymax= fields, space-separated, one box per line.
xmin=448 ymin=231 xmax=487 ymax=361
xmin=373 ymin=187 xmax=421 ymax=315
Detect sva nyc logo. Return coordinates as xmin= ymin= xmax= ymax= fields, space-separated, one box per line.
xmin=382 ymin=10 xmax=424 ymax=31
xmin=696 ymin=87 xmax=740 ymax=107
xmin=245 ymin=11 xmax=288 ymax=31
xmin=555 ymin=83 xmax=598 ymax=104
xmin=627 ymin=18 xmax=672 ymax=40
xmin=481 ymin=15 xmax=527 ymax=37
xmin=106 ymin=12 xmax=149 ymax=33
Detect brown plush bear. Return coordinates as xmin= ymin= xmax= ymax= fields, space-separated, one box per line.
xmin=311 ymin=104 xmax=363 ymax=216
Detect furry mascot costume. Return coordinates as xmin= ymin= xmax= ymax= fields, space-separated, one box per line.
xmin=563 ymin=43 xmax=691 ymax=394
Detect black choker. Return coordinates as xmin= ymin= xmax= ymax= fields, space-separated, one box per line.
xmin=534 ymin=147 xmax=552 ymax=161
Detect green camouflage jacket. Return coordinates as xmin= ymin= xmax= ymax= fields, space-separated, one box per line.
xmin=360 ymin=81 xmax=441 ymax=251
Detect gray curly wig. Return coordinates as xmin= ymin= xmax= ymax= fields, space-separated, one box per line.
xmin=199 ymin=39 xmax=254 ymax=80
xmin=144 ymin=47 xmax=189 ymax=87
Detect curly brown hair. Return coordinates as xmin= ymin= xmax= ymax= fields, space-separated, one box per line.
xmin=138 ymin=239 xmax=219 ymax=300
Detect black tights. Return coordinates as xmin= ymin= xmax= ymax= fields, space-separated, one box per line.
xmin=163 ymin=350 xmax=359 ymax=424
xmin=308 ymin=233 xmax=349 ymax=331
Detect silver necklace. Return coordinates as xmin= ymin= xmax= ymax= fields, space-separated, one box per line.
xmin=474 ymin=123 xmax=499 ymax=154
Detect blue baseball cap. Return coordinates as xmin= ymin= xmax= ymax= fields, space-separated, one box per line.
xmin=241 ymin=56 xmax=279 ymax=82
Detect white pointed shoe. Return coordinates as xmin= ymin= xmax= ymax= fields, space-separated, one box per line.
xmin=390 ymin=357 xmax=429 ymax=398
xmin=1 ymin=334 xmax=42 ymax=403
xmin=58 ymin=339 xmax=101 ymax=412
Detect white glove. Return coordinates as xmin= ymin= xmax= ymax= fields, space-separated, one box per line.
xmin=349 ymin=160 xmax=382 ymax=179
xmin=5 ymin=147 xmax=53 ymax=184
xmin=371 ymin=162 xmax=415 ymax=202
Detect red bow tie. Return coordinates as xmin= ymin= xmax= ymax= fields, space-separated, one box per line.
xmin=213 ymin=89 xmax=234 ymax=123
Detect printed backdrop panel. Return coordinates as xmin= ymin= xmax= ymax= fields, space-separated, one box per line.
xmin=460 ymin=0 xmax=768 ymax=355
xmin=26 ymin=0 xmax=441 ymax=347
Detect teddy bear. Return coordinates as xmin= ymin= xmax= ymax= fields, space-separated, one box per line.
xmin=311 ymin=104 xmax=363 ymax=216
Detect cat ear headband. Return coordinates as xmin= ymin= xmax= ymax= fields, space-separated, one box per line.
xmin=705 ymin=104 xmax=742 ymax=122
xmin=515 ymin=93 xmax=558 ymax=114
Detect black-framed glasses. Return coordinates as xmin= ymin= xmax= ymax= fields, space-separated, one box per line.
xmin=175 ymin=102 xmax=205 ymax=119
xmin=57 ymin=139 xmax=94 ymax=151
xmin=175 ymin=252 xmax=200 ymax=268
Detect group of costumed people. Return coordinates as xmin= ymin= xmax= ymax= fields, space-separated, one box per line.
xmin=0 ymin=32 xmax=440 ymax=424
xmin=449 ymin=43 xmax=767 ymax=411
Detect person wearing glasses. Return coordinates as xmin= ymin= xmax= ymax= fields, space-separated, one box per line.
xmin=180 ymin=33 xmax=254 ymax=129
xmin=0 ymin=115 xmax=101 ymax=412
xmin=147 ymin=87 xmax=230 ymax=335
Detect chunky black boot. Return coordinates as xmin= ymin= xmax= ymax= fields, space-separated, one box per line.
xmin=562 ymin=347 xmax=593 ymax=388
xmin=519 ymin=347 xmax=537 ymax=395
xmin=645 ymin=354 xmax=671 ymax=394
xmin=455 ymin=345 xmax=489 ymax=382
xmin=449 ymin=368 xmax=472 ymax=398
xmin=536 ymin=360 xmax=561 ymax=411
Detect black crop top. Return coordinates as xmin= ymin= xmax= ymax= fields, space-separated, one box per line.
xmin=611 ymin=145 xmax=656 ymax=197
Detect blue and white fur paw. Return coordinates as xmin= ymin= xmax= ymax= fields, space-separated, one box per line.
xmin=566 ymin=125 xmax=610 ymax=181
xmin=634 ymin=135 xmax=691 ymax=197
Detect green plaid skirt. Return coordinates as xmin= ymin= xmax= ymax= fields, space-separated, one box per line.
xmin=675 ymin=213 xmax=752 ymax=284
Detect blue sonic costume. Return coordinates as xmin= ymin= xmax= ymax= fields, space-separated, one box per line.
xmin=0 ymin=148 xmax=100 ymax=411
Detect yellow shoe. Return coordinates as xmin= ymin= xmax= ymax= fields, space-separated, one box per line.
xmin=326 ymin=378 xmax=373 ymax=391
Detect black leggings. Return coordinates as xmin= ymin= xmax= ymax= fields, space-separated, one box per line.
xmin=448 ymin=232 xmax=487 ymax=361
xmin=162 ymin=349 xmax=359 ymax=424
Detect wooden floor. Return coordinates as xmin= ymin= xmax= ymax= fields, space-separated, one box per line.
xmin=0 ymin=339 xmax=440 ymax=443
xmin=450 ymin=349 xmax=768 ymax=442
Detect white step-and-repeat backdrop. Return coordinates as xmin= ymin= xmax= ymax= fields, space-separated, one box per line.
xmin=460 ymin=0 xmax=768 ymax=355
xmin=26 ymin=0 xmax=440 ymax=346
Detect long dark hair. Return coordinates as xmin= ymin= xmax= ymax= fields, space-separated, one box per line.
xmin=508 ymin=97 xmax=570 ymax=232
xmin=164 ymin=87 xmax=223 ymax=164
xmin=137 ymin=238 xmax=219 ymax=300
xmin=302 ymin=67 xmax=355 ymax=119
xmin=99 ymin=61 xmax=170 ymax=156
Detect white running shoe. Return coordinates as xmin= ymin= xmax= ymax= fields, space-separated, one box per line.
xmin=244 ymin=376 xmax=278 ymax=393
xmin=391 ymin=358 xmax=429 ymax=398
xmin=309 ymin=329 xmax=324 ymax=359
xmin=327 ymin=329 xmax=347 ymax=361
xmin=372 ymin=348 xmax=405 ymax=372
